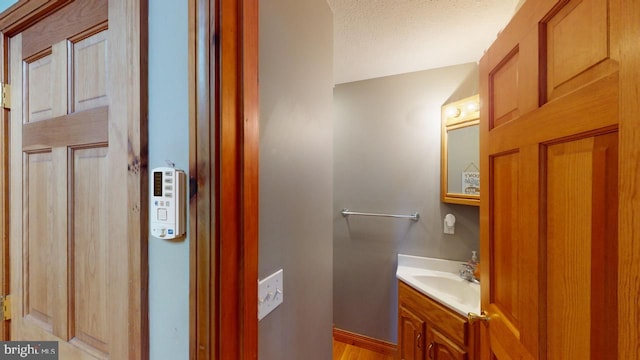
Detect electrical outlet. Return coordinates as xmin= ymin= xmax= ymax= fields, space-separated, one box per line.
xmin=258 ymin=269 xmax=283 ymax=320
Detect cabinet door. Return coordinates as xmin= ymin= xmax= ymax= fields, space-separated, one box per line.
xmin=426 ymin=327 xmax=467 ymax=360
xmin=399 ymin=305 xmax=426 ymax=360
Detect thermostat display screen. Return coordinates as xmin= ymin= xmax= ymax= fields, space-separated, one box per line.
xmin=153 ymin=171 xmax=163 ymax=196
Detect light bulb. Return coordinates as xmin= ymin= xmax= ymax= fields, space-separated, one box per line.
xmin=445 ymin=106 xmax=460 ymax=118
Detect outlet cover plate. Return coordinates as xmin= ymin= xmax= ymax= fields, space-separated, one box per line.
xmin=258 ymin=269 xmax=283 ymax=320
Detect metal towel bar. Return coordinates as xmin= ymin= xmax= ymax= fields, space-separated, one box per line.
xmin=340 ymin=208 xmax=420 ymax=221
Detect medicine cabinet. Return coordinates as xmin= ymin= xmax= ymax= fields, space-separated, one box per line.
xmin=441 ymin=95 xmax=480 ymax=206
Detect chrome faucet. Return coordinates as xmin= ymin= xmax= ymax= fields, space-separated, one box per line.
xmin=459 ymin=263 xmax=479 ymax=284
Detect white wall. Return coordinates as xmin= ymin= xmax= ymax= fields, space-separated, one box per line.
xmin=148 ymin=1 xmax=189 ymax=359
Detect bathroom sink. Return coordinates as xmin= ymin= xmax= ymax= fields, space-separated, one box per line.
xmin=396 ymin=254 xmax=480 ymax=316
xmin=411 ymin=274 xmax=480 ymax=307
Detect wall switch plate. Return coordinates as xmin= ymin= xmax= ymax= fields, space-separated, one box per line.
xmin=258 ymin=269 xmax=284 ymax=321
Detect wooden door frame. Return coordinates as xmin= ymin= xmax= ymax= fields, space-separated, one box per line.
xmin=0 ymin=0 xmax=149 ymax=357
xmin=618 ymin=1 xmax=640 ymax=358
xmin=189 ymin=0 xmax=258 ymax=359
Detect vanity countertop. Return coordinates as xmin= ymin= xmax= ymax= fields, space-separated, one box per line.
xmin=396 ymin=254 xmax=480 ymax=316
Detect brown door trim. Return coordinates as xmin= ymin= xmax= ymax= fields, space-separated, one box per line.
xmin=189 ymin=0 xmax=258 ymax=358
xmin=0 ymin=0 xmax=70 ymax=35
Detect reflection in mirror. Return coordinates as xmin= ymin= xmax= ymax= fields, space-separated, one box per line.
xmin=441 ymin=95 xmax=480 ymax=206
xmin=447 ymin=124 xmax=479 ymax=193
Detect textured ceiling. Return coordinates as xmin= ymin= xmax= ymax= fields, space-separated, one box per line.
xmin=327 ymin=0 xmax=522 ymax=84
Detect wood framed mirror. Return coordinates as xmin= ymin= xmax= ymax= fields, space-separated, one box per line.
xmin=441 ymin=94 xmax=480 ymax=206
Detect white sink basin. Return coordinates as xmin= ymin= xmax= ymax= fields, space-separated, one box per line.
xmin=396 ymin=254 xmax=480 ymax=316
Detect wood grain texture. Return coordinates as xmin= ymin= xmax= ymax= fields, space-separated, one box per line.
xmin=479 ymin=1 xmax=622 ymax=359
xmin=25 ymin=151 xmax=54 ymax=329
xmin=22 ymin=0 xmax=107 ymax=60
xmin=398 ymin=281 xmax=468 ymax=349
xmin=3 ymin=0 xmax=147 ymax=358
xmin=217 ymin=0 xmax=259 ymax=358
xmin=0 ymin=0 xmax=71 ymax=36
xmin=490 ymin=151 xmax=519 ymax=326
xmin=618 ymin=1 xmax=640 ymax=358
xmin=333 ymin=340 xmax=395 ymax=360
xmin=218 ymin=0 xmax=241 ymax=357
xmin=190 ymin=0 xmax=259 ymax=357
xmin=72 ymin=146 xmax=109 ymax=355
xmin=188 ymin=0 xmax=214 ymax=358
xmin=546 ymin=138 xmax=594 ymax=360
xmin=542 ymin=0 xmax=618 ymax=102
xmin=0 ymin=32 xmax=7 ymax=342
xmin=241 ymin=0 xmax=259 ymax=357
xmin=490 ymin=47 xmax=520 ymax=128
xmin=427 ymin=327 xmax=467 ymax=360
xmin=26 ymin=53 xmax=54 ymax=122
xmin=399 ymin=306 xmax=424 ymax=360
xmin=22 ymin=106 xmax=108 ymax=151
xmin=333 ymin=328 xmax=396 ymax=357
xmin=106 ymin=0 xmax=148 ymax=359
xmin=50 ymin=147 xmax=67 ymax=340
xmin=8 ymin=32 xmax=23 ymax=342
xmin=73 ymin=31 xmax=108 ymax=112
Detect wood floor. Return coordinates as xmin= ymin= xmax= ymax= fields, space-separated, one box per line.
xmin=333 ymin=340 xmax=395 ymax=360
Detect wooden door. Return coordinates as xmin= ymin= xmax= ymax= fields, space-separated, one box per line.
xmin=479 ymin=0 xmax=620 ymax=359
xmin=399 ymin=305 xmax=426 ymax=360
xmin=4 ymin=0 xmax=147 ymax=359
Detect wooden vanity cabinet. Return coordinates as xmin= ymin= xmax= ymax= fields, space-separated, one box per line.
xmin=398 ymin=281 xmax=477 ymax=360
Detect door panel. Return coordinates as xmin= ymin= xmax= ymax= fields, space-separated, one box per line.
xmin=542 ymin=0 xmax=617 ymax=101
xmin=25 ymin=151 xmax=54 ymax=330
xmin=490 ymin=48 xmax=520 ymax=128
xmin=544 ymin=133 xmax=618 ymax=359
xmin=73 ymin=31 xmax=108 ymax=112
xmin=7 ymin=0 xmax=145 ymax=357
xmin=72 ymin=146 xmax=109 ymax=355
xmin=26 ymin=53 xmax=56 ymax=123
xmin=480 ymin=1 xmax=620 ymax=359
xmin=545 ymin=138 xmax=594 ymax=359
xmin=489 ymin=151 xmax=519 ymax=326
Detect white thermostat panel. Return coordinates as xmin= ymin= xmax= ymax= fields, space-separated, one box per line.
xmin=150 ymin=167 xmax=186 ymax=239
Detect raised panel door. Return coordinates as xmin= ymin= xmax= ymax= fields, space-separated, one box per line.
xmin=6 ymin=0 xmax=146 ymax=358
xmin=479 ymin=1 xmax=620 ymax=359
xmin=399 ymin=305 xmax=426 ymax=360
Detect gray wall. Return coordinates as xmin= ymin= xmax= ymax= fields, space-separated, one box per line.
xmin=148 ymin=1 xmax=189 ymax=359
xmin=258 ymin=0 xmax=334 ymax=359
xmin=333 ymin=63 xmax=480 ymax=343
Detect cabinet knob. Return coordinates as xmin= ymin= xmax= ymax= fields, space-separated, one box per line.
xmin=468 ymin=310 xmax=490 ymax=324
xmin=427 ymin=342 xmax=435 ymax=359
xmin=416 ymin=332 xmax=422 ymax=348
